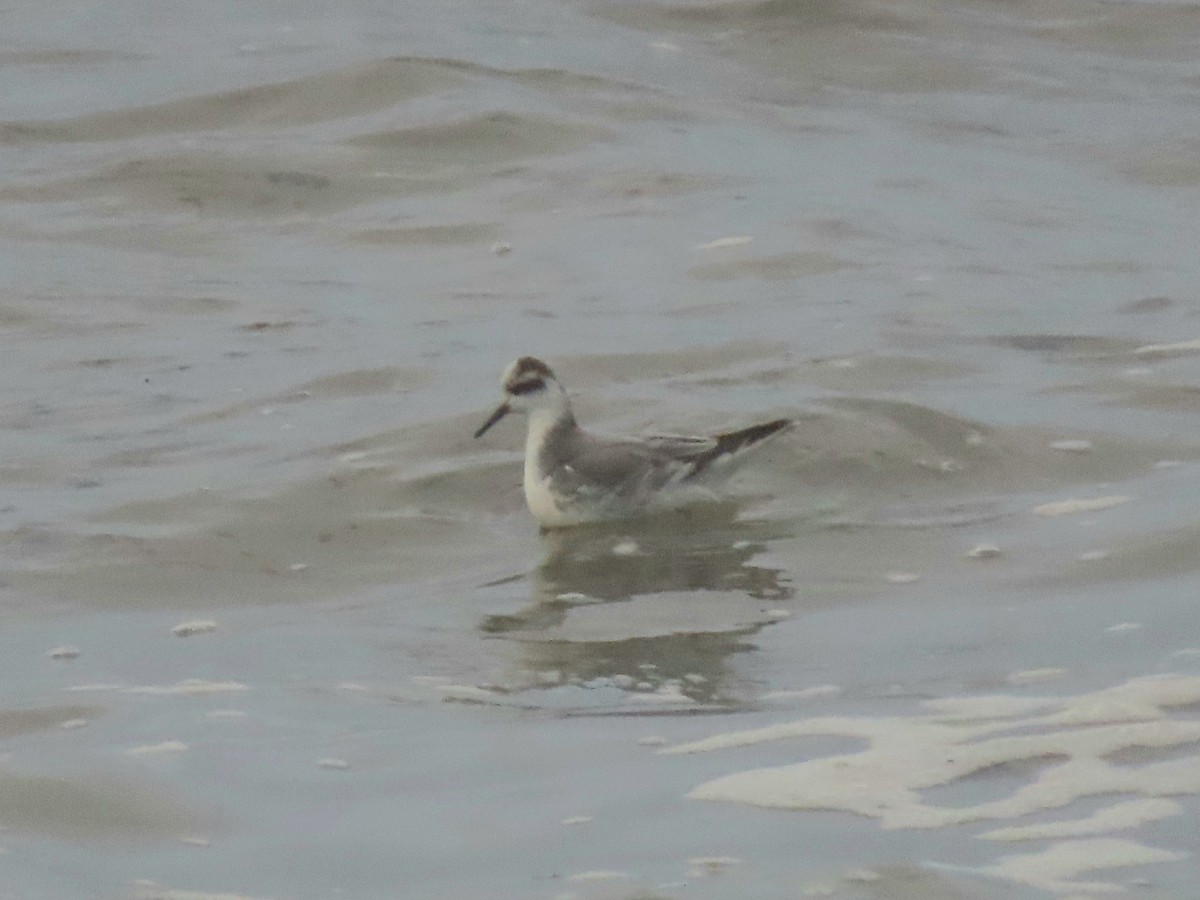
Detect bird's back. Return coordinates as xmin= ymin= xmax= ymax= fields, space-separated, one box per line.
xmin=529 ymin=418 xmax=790 ymax=525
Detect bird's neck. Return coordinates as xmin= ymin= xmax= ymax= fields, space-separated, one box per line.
xmin=526 ymin=405 xmax=576 ymax=471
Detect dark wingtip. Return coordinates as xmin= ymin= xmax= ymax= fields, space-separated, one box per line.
xmin=685 ymin=417 xmax=792 ymax=479
xmin=719 ymin=418 xmax=792 ymax=449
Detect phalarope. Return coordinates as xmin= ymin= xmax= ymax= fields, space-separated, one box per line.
xmin=474 ymin=356 xmax=790 ymax=528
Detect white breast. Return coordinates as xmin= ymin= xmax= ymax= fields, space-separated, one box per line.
xmin=523 ymin=470 xmax=571 ymax=527
xmin=523 ymin=411 xmax=575 ymax=528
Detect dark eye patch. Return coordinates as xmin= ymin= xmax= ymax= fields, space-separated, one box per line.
xmin=508 ymin=378 xmax=545 ymax=396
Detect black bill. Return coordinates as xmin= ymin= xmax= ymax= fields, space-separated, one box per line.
xmin=473 ymin=402 xmax=510 ymax=438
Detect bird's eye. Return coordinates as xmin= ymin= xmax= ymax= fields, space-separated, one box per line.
xmin=508 ymin=379 xmax=545 ymax=395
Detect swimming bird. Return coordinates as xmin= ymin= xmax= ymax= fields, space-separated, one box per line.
xmin=474 ymin=356 xmax=790 ymax=528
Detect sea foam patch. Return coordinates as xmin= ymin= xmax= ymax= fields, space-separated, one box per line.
xmin=983 ymin=838 xmax=1186 ymax=894
xmin=663 ymin=675 xmax=1200 ymax=894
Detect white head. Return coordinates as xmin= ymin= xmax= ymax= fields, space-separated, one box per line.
xmin=474 ymin=356 xmax=570 ymax=438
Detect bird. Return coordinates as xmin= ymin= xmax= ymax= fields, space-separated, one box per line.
xmin=473 ymin=356 xmax=790 ymax=528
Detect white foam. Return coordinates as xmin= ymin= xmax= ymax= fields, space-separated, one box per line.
xmin=124 ymin=680 xmax=247 ymax=696
xmin=983 ymin=838 xmax=1186 ymax=894
xmin=843 ymin=868 xmax=879 ymax=883
xmin=555 ymin=592 xmax=599 ymax=603
xmin=695 ymin=235 xmax=752 ymax=251
xmin=664 ymin=675 xmax=1200 ymax=893
xmin=630 ymin=688 xmax=694 ymax=705
xmin=125 ymin=740 xmax=188 ymax=757
xmin=1050 ymin=440 xmax=1093 ymax=453
xmin=1105 ymin=622 xmax=1142 ymax=634
xmin=133 ymin=880 xmax=268 ymax=900
xmin=1133 ymin=337 xmax=1200 ymax=355
xmin=968 ymin=543 xmax=1002 ymax=559
xmin=171 ymin=619 xmax=217 ymax=637
xmin=1007 ymin=667 xmax=1068 ymax=684
xmin=64 ymin=683 xmax=124 ymax=692
xmin=688 ymin=856 xmax=740 ymax=876
xmin=437 ymin=684 xmax=503 ymax=704
xmin=566 ymin=871 xmax=630 ymax=882
xmin=979 ymin=798 xmax=1182 ymax=842
xmin=1033 ymin=496 xmax=1131 ymax=517
xmin=925 ymin=695 xmax=1056 ymax=719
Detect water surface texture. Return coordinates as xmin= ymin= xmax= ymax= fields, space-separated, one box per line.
xmin=3 ymin=1 xmax=1200 ymax=898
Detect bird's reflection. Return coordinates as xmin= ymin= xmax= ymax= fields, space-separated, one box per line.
xmin=480 ymin=502 xmax=795 ymax=705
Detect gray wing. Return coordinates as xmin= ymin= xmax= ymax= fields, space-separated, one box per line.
xmin=547 ymin=434 xmax=697 ymax=508
xmin=638 ymin=433 xmax=717 ymax=458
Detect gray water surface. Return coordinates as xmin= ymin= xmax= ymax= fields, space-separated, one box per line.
xmin=3 ymin=1 xmax=1200 ymax=897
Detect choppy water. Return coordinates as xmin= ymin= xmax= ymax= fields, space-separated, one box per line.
xmin=3 ymin=1 xmax=1200 ymax=897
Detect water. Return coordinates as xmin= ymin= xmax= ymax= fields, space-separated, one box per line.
xmin=2 ymin=1 xmax=1200 ymax=897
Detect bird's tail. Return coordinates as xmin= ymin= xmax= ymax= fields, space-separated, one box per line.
xmin=685 ymin=418 xmax=791 ymax=479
